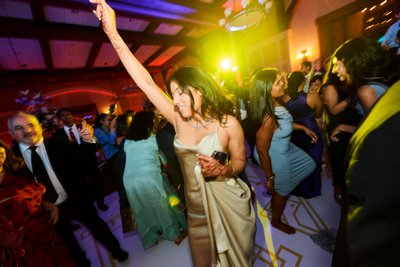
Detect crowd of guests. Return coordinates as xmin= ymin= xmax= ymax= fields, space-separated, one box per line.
xmin=1 ymin=1 xmax=399 ymax=266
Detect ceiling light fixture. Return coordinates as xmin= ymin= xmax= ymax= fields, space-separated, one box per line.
xmin=219 ymin=0 xmax=273 ymax=32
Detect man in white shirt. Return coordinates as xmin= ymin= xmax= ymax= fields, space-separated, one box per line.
xmin=8 ymin=111 xmax=128 ymax=267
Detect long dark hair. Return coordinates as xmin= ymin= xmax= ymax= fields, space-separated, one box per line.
xmin=249 ymin=68 xmax=279 ymax=130
xmin=166 ymin=66 xmax=237 ymax=125
xmin=94 ymin=113 xmax=108 ymax=129
xmin=125 ymin=111 xmax=155 ymax=141
xmin=332 ymin=37 xmax=389 ymax=91
xmin=287 ymin=71 xmax=305 ymax=99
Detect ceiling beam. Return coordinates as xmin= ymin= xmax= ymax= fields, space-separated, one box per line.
xmin=15 ymin=0 xmax=219 ymax=29
xmin=161 ymin=46 xmax=197 ymax=69
xmin=143 ymin=46 xmax=170 ymax=66
xmin=29 ymin=1 xmax=54 ymax=71
xmin=0 ymin=67 xmax=161 ymax=89
xmin=0 ymin=17 xmax=199 ymax=47
xmin=85 ymin=42 xmax=103 ymax=70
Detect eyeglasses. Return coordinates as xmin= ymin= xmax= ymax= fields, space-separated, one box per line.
xmin=12 ymin=123 xmax=37 ymax=132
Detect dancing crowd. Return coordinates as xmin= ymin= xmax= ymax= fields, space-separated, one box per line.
xmin=1 ymin=1 xmax=399 ymax=267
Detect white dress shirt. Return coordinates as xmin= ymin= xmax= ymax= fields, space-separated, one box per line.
xmin=63 ymin=124 xmax=81 ymax=144
xmin=19 ymin=137 xmax=68 ymax=205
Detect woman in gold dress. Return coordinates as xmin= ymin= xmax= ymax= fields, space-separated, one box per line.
xmin=90 ymin=1 xmax=256 ymax=266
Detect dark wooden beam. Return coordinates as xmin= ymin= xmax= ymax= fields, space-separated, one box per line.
xmin=161 ymin=46 xmax=197 ymax=69
xmin=143 ymin=46 xmax=170 ymax=66
xmin=177 ymin=27 xmax=192 ymax=38
xmin=144 ymin=22 xmax=161 ymax=34
xmin=0 ymin=67 xmax=160 ymax=89
xmin=38 ymin=39 xmax=54 ymax=72
xmin=85 ymin=42 xmax=103 ymax=70
xmin=29 ymin=1 xmax=54 ymax=71
xmin=0 ymin=17 xmax=199 ymax=47
xmin=15 ymin=0 xmax=218 ymax=29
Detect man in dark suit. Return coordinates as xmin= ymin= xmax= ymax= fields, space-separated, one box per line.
xmin=8 ymin=111 xmax=128 ymax=267
xmin=54 ymin=108 xmax=108 ymax=211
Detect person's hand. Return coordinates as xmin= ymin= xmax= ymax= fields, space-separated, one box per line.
xmin=198 ymin=154 xmax=226 ymax=179
xmin=90 ymin=0 xmax=117 ymax=35
xmin=330 ymin=125 xmax=343 ymax=142
xmin=304 ymin=127 xmax=318 ymax=143
xmin=78 ymin=120 xmax=95 ymax=142
xmin=43 ymin=201 xmax=59 ymax=225
xmin=264 ymin=178 xmax=274 ymax=194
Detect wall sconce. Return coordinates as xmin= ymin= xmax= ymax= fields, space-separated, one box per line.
xmin=297 ymin=49 xmax=310 ymax=61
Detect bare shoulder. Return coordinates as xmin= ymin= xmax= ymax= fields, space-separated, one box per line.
xmin=220 ymin=115 xmax=243 ymax=139
xmin=222 ymin=115 xmax=242 ymax=130
xmin=358 ymin=85 xmax=376 ymax=95
xmin=307 ymin=91 xmax=321 ymax=102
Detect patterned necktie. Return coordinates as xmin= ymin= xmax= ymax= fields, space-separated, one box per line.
xmin=69 ymin=127 xmax=77 ymax=142
xmin=29 ymin=146 xmax=58 ymax=202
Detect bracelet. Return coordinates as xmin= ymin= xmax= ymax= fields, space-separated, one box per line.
xmin=268 ymin=174 xmax=275 ymax=181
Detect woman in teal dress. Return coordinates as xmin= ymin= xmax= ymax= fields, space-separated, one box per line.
xmin=249 ymin=68 xmax=316 ymax=234
xmin=121 ymin=111 xmax=187 ymax=249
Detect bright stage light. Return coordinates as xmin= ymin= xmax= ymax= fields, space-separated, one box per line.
xmin=220 ymin=59 xmax=232 ymax=70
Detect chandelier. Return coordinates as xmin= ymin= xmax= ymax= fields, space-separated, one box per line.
xmin=218 ymin=0 xmax=273 ymax=32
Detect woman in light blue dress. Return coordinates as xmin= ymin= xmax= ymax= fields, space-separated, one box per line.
xmin=249 ymin=68 xmax=316 ymax=234
xmin=121 ymin=111 xmax=187 ymax=249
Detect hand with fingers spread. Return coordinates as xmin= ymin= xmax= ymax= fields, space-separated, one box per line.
xmin=78 ymin=120 xmax=95 ymax=142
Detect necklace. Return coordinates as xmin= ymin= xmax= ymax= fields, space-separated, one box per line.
xmin=187 ymin=118 xmax=212 ymax=129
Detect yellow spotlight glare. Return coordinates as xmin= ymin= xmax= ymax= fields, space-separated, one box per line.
xmin=232 ymin=66 xmax=238 ymax=72
xmin=220 ymin=59 xmax=232 ymax=70
xmin=168 ymin=195 xmax=180 ymax=207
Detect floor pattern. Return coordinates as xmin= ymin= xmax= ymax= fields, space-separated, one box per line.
xmin=75 ymin=162 xmax=340 ymax=267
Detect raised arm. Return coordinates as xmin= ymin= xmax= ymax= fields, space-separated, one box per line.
xmin=90 ymin=0 xmax=175 ymax=124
